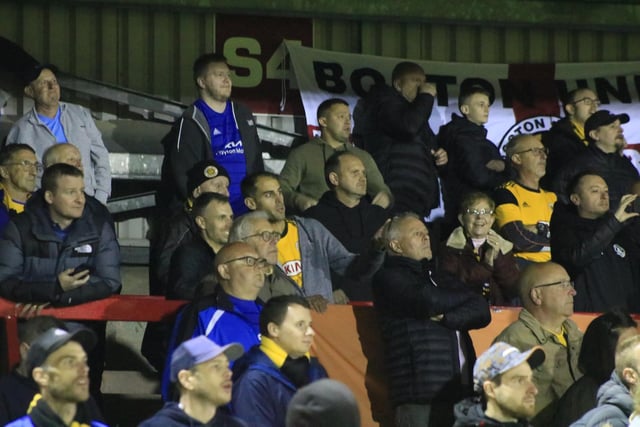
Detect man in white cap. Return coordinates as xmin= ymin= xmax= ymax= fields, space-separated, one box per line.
xmin=140 ymin=336 xmax=247 ymax=427
xmin=454 ymin=342 xmax=546 ymax=427
xmin=6 ymin=326 xmax=105 ymax=427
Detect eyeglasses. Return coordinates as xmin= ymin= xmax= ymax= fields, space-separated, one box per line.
xmin=515 ymin=147 xmax=548 ymax=157
xmin=533 ymin=280 xmax=575 ymax=290
xmin=572 ymin=97 xmax=601 ymax=107
xmin=464 ymin=208 xmax=494 ymax=216
xmin=244 ymin=231 xmax=281 ymax=242
xmin=223 ymin=256 xmax=268 ymax=268
xmin=2 ymin=160 xmax=43 ymax=172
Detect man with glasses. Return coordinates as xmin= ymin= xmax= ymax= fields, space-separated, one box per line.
xmin=7 ymin=63 xmax=111 ymax=204
xmin=229 ymin=211 xmax=305 ymax=304
xmin=551 ymin=172 xmax=640 ymax=313
xmin=494 ymin=134 xmax=557 ymax=266
xmin=554 ymin=110 xmax=638 ymax=210
xmin=0 ymin=144 xmax=39 ymax=233
xmin=162 ymin=241 xmax=268 ymax=400
xmin=242 ymin=172 xmax=384 ymax=307
xmin=542 ymin=88 xmax=600 ymax=186
xmin=167 ymin=192 xmax=233 ymax=300
xmin=494 ymin=262 xmax=583 ymax=427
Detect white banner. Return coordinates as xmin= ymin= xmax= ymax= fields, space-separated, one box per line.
xmin=286 ymin=42 xmax=640 ymax=165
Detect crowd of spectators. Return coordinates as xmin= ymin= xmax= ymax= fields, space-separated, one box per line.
xmin=1 ymin=54 xmax=640 ymax=427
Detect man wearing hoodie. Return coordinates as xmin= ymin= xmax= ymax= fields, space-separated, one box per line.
xmin=454 ymin=342 xmax=545 ymax=427
xmin=140 ymin=336 xmax=247 ymax=427
xmin=304 ymin=151 xmax=389 ymax=300
xmin=570 ymin=334 xmax=640 ymax=427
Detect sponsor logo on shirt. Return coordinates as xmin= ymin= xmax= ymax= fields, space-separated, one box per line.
xmin=282 ymin=260 xmax=302 ymax=276
xmin=216 ymin=140 xmax=245 ymax=156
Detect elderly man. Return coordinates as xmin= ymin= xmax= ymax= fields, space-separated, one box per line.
xmin=168 ymin=192 xmax=233 ymax=300
xmin=354 ymin=61 xmax=447 ymax=217
xmin=372 ymin=212 xmax=491 ymax=427
xmin=454 ymin=342 xmax=545 ymax=427
xmin=554 ymin=110 xmax=638 ymax=210
xmin=160 ymin=53 xmax=263 ymax=214
xmin=141 ymin=336 xmax=247 ymax=427
xmin=542 ymin=88 xmax=599 ymax=186
xmin=6 ymin=327 xmax=105 ymax=427
xmin=494 ymin=134 xmax=557 ymax=266
xmin=0 ymin=144 xmax=39 ymax=233
xmin=229 ymin=211 xmax=304 ymax=303
xmin=231 ymin=295 xmax=328 ymax=427
xmin=280 ymin=97 xmax=391 ymax=213
xmin=42 ymin=142 xmax=83 ymax=170
xmin=242 ymin=172 xmax=384 ymax=306
xmin=570 ymin=335 xmax=640 ymax=427
xmin=494 ymin=262 xmax=583 ymax=427
xmin=163 ymin=242 xmax=269 ymax=400
xmin=551 ymin=172 xmax=640 ymax=312
xmin=7 ymin=64 xmax=111 ymax=204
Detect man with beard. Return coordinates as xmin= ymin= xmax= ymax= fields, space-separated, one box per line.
xmin=554 ymin=110 xmax=638 ymax=210
xmin=454 ymin=342 xmax=545 ymax=427
xmin=140 ymin=336 xmax=247 ymax=427
xmin=550 ymin=172 xmax=640 ymax=312
xmin=6 ymin=327 xmax=105 ymax=427
xmin=493 ymin=262 xmax=583 ymax=427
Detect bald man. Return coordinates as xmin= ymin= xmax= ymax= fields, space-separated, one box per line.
xmin=43 ymin=143 xmax=83 ymax=170
xmin=494 ymin=262 xmax=583 ymax=427
xmin=162 ymin=242 xmax=269 ymax=400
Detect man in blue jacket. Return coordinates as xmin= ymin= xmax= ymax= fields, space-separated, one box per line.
xmin=231 ymin=295 xmax=328 ymax=427
xmin=160 ymin=52 xmax=263 ymax=215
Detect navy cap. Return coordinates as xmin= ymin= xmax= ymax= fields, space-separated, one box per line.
xmin=584 ymin=110 xmax=630 ymax=142
xmin=26 ymin=327 xmax=96 ymax=373
xmin=22 ymin=63 xmax=58 ymax=87
xmin=186 ymin=159 xmax=230 ymax=197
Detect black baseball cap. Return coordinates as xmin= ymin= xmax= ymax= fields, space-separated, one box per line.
xmin=26 ymin=327 xmax=96 ymax=373
xmin=584 ymin=110 xmax=630 ymax=142
xmin=22 ymin=63 xmax=58 ymax=86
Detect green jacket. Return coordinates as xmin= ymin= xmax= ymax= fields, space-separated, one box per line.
xmin=280 ymin=137 xmax=392 ymax=213
xmin=493 ymin=308 xmax=583 ymax=427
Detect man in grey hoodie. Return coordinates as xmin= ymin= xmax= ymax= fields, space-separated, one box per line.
xmin=570 ymin=334 xmax=640 ymax=427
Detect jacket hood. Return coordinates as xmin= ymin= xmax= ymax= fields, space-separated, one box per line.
xmin=453 ymin=398 xmax=530 ymax=427
xmin=596 ymin=372 xmax=633 ymax=414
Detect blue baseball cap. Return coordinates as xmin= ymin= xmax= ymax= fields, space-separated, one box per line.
xmin=170 ymin=336 xmax=243 ymax=382
xmin=473 ymin=342 xmax=545 ymax=393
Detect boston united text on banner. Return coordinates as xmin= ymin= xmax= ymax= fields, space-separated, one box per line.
xmin=286 ymin=42 xmax=640 ymax=166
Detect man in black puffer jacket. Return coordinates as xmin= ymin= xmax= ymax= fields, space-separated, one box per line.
xmin=353 ymin=61 xmax=448 ymax=218
xmin=373 ymin=213 xmax=491 ymax=427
